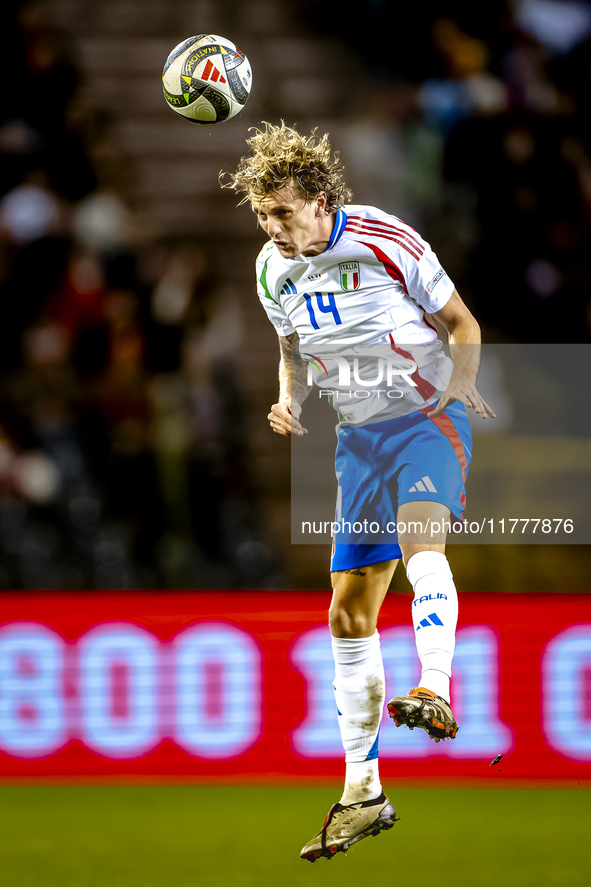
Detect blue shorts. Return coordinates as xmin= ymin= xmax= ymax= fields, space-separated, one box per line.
xmin=330 ymin=402 xmax=472 ymax=571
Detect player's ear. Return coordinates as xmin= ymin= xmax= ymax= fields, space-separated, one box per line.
xmin=315 ymin=191 xmax=328 ymax=215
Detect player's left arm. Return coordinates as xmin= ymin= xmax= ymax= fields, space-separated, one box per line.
xmin=427 ymin=289 xmax=496 ymax=420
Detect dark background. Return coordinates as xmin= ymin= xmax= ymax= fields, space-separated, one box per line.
xmin=0 ymin=0 xmax=589 ymax=590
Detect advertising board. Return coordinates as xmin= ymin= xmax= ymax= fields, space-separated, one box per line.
xmin=0 ymin=592 xmax=589 ymax=780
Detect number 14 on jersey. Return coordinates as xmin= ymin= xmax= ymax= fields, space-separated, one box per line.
xmin=304 ymin=292 xmax=342 ymax=329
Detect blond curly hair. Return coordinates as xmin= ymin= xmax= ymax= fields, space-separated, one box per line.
xmin=221 ymin=121 xmax=352 ymax=212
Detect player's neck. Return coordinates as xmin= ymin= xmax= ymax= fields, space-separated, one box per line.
xmin=302 ymin=211 xmax=336 ymax=257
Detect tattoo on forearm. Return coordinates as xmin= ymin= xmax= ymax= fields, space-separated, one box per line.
xmin=278 ymin=331 xmax=310 ymax=405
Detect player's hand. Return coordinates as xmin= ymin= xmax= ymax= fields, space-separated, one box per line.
xmin=267 ymin=399 xmax=308 ymax=436
xmin=427 ymin=379 xmax=496 ymax=420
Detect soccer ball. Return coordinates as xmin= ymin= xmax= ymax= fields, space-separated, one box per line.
xmin=162 ymin=34 xmax=252 ymax=125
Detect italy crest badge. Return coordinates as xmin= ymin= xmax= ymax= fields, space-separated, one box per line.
xmin=339 ymin=261 xmax=360 ymax=291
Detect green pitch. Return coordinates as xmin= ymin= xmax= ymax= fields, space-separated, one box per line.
xmin=0 ymin=784 xmax=587 ymax=887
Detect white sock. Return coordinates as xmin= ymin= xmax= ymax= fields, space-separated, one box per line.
xmin=340 ymin=759 xmax=381 ymax=806
xmin=331 ymin=632 xmax=384 ymax=804
xmin=406 ymin=551 xmax=458 ymax=703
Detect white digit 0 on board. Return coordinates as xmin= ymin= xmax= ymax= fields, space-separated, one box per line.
xmin=79 ymin=624 xmax=159 ymax=757
xmin=543 ymin=626 xmax=591 ymax=760
xmin=174 ymin=623 xmax=262 ymax=758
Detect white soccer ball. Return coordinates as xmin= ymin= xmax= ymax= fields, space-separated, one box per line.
xmin=162 ymin=34 xmax=252 ymax=125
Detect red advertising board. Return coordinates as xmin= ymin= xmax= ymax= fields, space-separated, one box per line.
xmin=0 ymin=591 xmax=590 ymax=781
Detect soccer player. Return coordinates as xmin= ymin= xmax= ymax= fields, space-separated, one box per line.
xmin=223 ymin=123 xmax=494 ymax=862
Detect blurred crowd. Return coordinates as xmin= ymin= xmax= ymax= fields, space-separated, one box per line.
xmin=0 ymin=1 xmax=273 ymax=589
xmin=310 ymin=0 xmax=591 ymax=342
xmin=1 ymin=0 xmax=590 ymax=589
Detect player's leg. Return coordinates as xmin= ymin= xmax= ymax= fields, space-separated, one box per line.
xmin=300 ymin=557 xmax=400 ymax=861
xmin=329 ymin=558 xmax=397 ymax=638
xmin=327 ymin=427 xmax=401 ymax=801
xmin=387 ymin=500 xmax=459 ymax=741
xmin=329 ymin=559 xmax=397 ymax=804
xmin=399 ymin=500 xmax=457 ymax=703
xmin=382 ymin=401 xmax=470 ymax=742
xmin=300 ymin=425 xmax=401 ymax=861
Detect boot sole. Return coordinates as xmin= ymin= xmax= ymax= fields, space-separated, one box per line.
xmin=387 ymin=699 xmax=458 ymax=742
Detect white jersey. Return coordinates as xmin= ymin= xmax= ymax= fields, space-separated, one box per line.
xmin=256 ymin=204 xmax=455 ymax=425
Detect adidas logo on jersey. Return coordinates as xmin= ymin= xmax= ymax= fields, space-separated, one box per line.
xmin=409 ymin=475 xmax=437 ymax=493
xmin=416 ymin=612 xmax=444 ymax=630
xmin=280 ymin=277 xmax=297 ymax=297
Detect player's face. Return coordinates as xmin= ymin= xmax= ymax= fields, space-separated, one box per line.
xmin=251 ymin=183 xmax=329 ymax=258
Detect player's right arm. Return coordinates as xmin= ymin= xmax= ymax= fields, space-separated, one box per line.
xmin=268 ymin=331 xmax=310 ymax=436
xmin=255 ymin=242 xmax=310 ymax=436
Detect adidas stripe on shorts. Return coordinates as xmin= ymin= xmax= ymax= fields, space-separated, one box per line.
xmin=330 ymin=401 xmax=472 ymax=572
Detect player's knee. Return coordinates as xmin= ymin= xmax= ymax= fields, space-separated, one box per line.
xmin=329 ymin=604 xmax=374 ymax=639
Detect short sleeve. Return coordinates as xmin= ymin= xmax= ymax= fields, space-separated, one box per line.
xmin=397 ymin=235 xmax=455 ymax=313
xmin=256 ymin=245 xmax=296 ymax=337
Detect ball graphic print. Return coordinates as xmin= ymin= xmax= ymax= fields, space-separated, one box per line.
xmin=162 ymin=34 xmax=252 ymax=124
